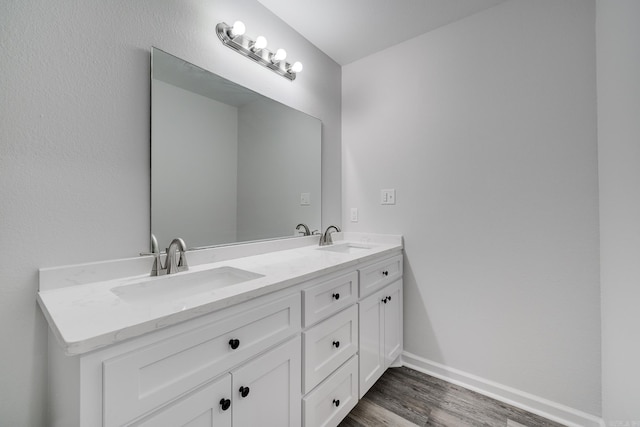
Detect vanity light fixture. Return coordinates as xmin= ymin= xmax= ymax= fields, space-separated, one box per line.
xmin=216 ymin=21 xmax=303 ymax=81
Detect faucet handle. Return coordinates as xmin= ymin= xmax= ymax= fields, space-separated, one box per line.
xmin=150 ymin=250 xmax=166 ymax=277
xmin=319 ymin=225 xmax=341 ymax=246
xmin=151 ymin=234 xmax=159 ymax=254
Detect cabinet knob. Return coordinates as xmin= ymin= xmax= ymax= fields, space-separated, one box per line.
xmin=382 ymin=297 xmax=388 ymax=304
xmin=239 ymin=386 xmax=250 ymax=398
xmin=332 ymin=293 xmax=340 ymax=300
xmin=219 ymin=398 xmax=231 ymax=411
xmin=333 ymin=399 xmax=340 ymax=407
xmin=332 ymin=340 xmax=340 ymax=348
xmin=382 ymin=270 xmax=389 ymax=277
xmin=387 ymin=295 xmax=392 ymax=302
xmin=229 ymin=338 xmax=240 ymax=350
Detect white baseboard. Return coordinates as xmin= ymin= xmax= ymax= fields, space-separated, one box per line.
xmin=401 ymin=351 xmax=604 ymax=427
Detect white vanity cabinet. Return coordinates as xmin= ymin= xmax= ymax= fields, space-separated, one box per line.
xmin=358 ymin=255 xmax=404 ymax=399
xmin=102 ymin=293 xmax=300 ymax=426
xmin=44 ymin=242 xmax=404 ymax=427
xmin=300 ymin=254 xmax=404 ymax=427
xmin=48 ymin=291 xmax=301 ymax=427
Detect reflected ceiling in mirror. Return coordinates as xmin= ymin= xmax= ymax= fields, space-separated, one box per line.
xmin=151 ymin=48 xmax=321 ymax=250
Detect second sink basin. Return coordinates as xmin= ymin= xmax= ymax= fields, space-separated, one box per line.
xmin=317 ymin=243 xmax=373 ymax=254
xmin=111 ymin=266 xmax=264 ymax=303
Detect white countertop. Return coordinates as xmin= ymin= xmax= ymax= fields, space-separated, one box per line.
xmin=38 ymin=233 xmax=403 ymax=355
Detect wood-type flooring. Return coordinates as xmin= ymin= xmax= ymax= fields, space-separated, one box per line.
xmin=339 ymin=367 xmax=566 ymax=427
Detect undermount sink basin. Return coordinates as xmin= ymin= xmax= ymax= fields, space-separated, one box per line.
xmin=111 ymin=267 xmax=264 ymax=303
xmin=317 ymin=243 xmax=373 ymax=254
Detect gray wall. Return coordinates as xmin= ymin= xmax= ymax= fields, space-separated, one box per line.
xmin=0 ymin=0 xmax=341 ymax=424
xmin=343 ymin=0 xmax=600 ymax=416
xmin=597 ymin=0 xmax=640 ymax=424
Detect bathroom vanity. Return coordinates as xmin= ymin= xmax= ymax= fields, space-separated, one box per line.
xmin=38 ymin=233 xmax=403 ymax=427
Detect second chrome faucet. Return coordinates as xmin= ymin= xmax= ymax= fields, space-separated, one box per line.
xmin=319 ymin=225 xmax=341 ymax=246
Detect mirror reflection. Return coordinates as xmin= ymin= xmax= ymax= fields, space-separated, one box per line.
xmin=151 ymin=48 xmax=321 ymax=249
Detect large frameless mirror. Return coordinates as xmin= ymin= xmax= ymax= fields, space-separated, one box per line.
xmin=151 ymin=47 xmax=321 ymax=250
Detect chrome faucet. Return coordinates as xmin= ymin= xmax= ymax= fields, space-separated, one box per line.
xmin=319 ymin=225 xmax=341 ymax=246
xmin=166 ymin=238 xmax=189 ymax=274
xmin=151 ymin=237 xmax=189 ymax=276
xmin=296 ymin=223 xmax=311 ymax=236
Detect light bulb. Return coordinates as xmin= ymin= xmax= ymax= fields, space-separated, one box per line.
xmin=290 ymin=61 xmax=303 ymax=73
xmin=252 ymin=36 xmax=267 ymax=51
xmin=272 ymin=48 xmax=287 ymax=62
xmin=229 ymin=21 xmax=245 ymax=37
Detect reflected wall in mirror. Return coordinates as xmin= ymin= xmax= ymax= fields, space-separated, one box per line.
xmin=151 ymin=48 xmax=321 ymax=249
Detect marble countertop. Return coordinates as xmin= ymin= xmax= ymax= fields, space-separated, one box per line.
xmin=38 ymin=233 xmax=403 ymax=355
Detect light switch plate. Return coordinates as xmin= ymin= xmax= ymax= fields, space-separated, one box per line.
xmin=350 ymin=208 xmax=358 ymax=222
xmin=300 ymin=193 xmax=311 ymax=206
xmin=381 ymin=189 xmax=396 ymax=205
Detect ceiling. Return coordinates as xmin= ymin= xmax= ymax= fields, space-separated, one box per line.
xmin=257 ymin=0 xmax=508 ymax=65
xmin=258 ymin=0 xmax=506 ymax=65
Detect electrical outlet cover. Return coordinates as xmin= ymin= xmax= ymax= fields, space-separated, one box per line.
xmin=381 ymin=189 xmax=396 ymax=205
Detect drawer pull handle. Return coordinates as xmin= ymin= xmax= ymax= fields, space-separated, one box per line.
xmin=332 ymin=293 xmax=340 ymax=300
xmin=382 ymin=270 xmax=389 ymax=277
xmin=229 ymin=339 xmax=240 ymax=350
xmin=239 ymin=386 xmax=250 ymax=398
xmin=219 ymin=398 xmax=231 ymax=411
xmin=332 ymin=340 xmax=340 ymax=348
xmin=333 ymin=399 xmax=340 ymax=407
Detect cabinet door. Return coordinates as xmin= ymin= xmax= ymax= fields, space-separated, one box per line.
xmin=129 ymin=374 xmax=232 ymax=427
xmin=358 ymin=290 xmax=384 ymax=399
xmin=232 ymin=336 xmax=301 ymax=427
xmin=382 ymin=280 xmax=402 ymax=368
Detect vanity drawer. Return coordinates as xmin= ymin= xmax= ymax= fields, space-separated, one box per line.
xmin=103 ymin=293 xmax=301 ymax=427
xmin=303 ymin=305 xmax=358 ymax=394
xmin=303 ymin=271 xmax=357 ymax=327
xmin=359 ymin=254 xmax=403 ymax=298
xmin=303 ymin=355 xmax=359 ymax=427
